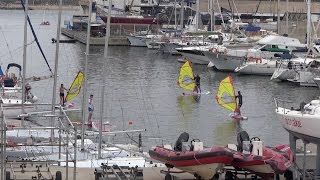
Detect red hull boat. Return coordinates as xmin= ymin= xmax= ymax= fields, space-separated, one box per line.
xmin=232 ymin=144 xmax=293 ymax=176
xmin=99 ymin=16 xmax=159 ymax=25
xmin=228 ymin=131 xmax=294 ymax=178
xmin=149 ymin=133 xmax=234 ymax=179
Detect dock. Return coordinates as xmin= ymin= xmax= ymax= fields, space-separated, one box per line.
xmin=6 ymin=165 xmax=285 ymax=180
xmin=61 ymin=28 xmax=130 ymax=46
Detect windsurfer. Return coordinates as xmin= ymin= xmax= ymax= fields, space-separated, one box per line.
xmin=59 ymin=84 xmax=67 ymax=106
xmin=88 ymin=94 xmax=94 ymax=123
xmin=194 ymin=74 xmax=201 ymax=93
xmin=235 ymin=91 xmax=242 ymax=108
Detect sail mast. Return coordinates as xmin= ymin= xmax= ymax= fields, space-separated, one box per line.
xmin=98 ymin=0 xmax=112 ymax=159
xmin=81 ymin=0 xmax=93 ymax=151
xmin=21 ymin=0 xmax=29 ymax=127
xmin=180 ymin=0 xmax=184 ymax=29
xmin=306 ymin=0 xmax=311 ymax=47
xmin=286 ymin=0 xmax=289 ymax=34
xmin=196 ymin=0 xmax=199 ymax=32
xmin=51 ymin=0 xmax=63 ymax=141
xmin=277 ymin=0 xmax=280 ymax=34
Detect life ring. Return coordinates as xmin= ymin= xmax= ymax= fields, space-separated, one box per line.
xmin=213 ymin=48 xmax=218 ymax=53
xmin=256 ymin=58 xmax=262 ymax=63
xmin=247 ymin=57 xmax=254 ymax=62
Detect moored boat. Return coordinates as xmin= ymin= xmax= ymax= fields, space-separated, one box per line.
xmin=149 ymin=132 xmax=234 ymax=179
xmin=234 ymin=58 xmax=277 ymax=76
xmin=275 ymin=98 xmax=320 ymax=144
xmin=227 ymin=131 xmax=294 ymax=179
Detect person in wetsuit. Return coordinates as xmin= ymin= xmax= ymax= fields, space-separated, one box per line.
xmin=235 ymin=91 xmax=243 ymax=108
xmin=194 ymin=74 xmax=201 ymax=93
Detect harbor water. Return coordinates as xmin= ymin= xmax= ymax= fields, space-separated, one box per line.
xmin=0 ymin=10 xmax=319 ymax=150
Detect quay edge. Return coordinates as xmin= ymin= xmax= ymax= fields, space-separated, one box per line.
xmin=61 ymin=28 xmax=130 ymax=46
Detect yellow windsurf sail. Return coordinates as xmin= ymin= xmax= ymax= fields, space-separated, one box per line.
xmin=216 ymin=75 xmax=237 ymax=112
xmin=65 ymin=71 xmax=84 ymax=102
xmin=177 ymin=61 xmax=195 ymax=91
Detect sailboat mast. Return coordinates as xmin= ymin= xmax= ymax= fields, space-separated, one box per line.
xmin=81 ymin=0 xmax=93 ymax=151
xmin=174 ymin=0 xmax=177 ymax=29
xmin=98 ymin=0 xmax=112 ymax=159
xmin=51 ymin=0 xmax=63 ymax=140
xmin=277 ymin=0 xmax=280 ymax=34
xmin=210 ymin=0 xmax=215 ymax=31
xmin=21 ymin=0 xmax=29 ymax=127
xmin=286 ymin=0 xmax=289 ymax=34
xmin=180 ymin=0 xmax=184 ymax=29
xmin=196 ymin=0 xmax=199 ymax=32
xmin=307 ymin=0 xmax=311 ymax=47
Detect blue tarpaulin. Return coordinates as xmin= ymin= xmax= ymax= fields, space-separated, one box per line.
xmin=240 ymin=25 xmax=261 ymax=32
xmin=0 ymin=67 xmax=4 ymax=76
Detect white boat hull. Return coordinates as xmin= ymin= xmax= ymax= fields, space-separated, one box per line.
xmin=240 ymin=164 xmax=274 ymax=174
xmin=207 ymin=52 xmax=243 ymax=71
xmin=275 ymin=107 xmax=320 ymax=144
xmin=146 ymin=40 xmax=160 ymax=49
xmin=235 ymin=62 xmax=276 ymax=75
xmin=178 ymin=163 xmax=224 ymax=179
xmin=127 ymin=36 xmax=147 ymax=47
xmin=160 ymin=43 xmax=182 ymax=55
xmin=313 ymin=77 xmax=320 ymax=88
xmin=287 ymin=71 xmax=317 ymax=87
xmin=178 ymin=52 xmax=211 ymax=65
xmin=271 ymin=68 xmax=296 ymax=81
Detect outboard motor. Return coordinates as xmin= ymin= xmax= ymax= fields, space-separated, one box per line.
xmin=300 ymin=101 xmax=306 ymax=111
xmin=237 ymin=131 xmax=250 ymax=153
xmin=174 ymin=132 xmax=189 ymax=152
xmin=4 ymin=79 xmax=14 ymax=87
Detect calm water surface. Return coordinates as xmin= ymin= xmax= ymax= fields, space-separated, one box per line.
xmin=0 ymin=10 xmax=319 ymax=149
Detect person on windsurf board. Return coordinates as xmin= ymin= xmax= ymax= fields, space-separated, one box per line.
xmin=216 ymin=75 xmax=247 ymax=120
xmin=178 ymin=61 xmax=209 ymax=96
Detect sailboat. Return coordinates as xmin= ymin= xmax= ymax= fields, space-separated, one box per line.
xmin=177 ymin=61 xmax=210 ymax=96
xmin=216 ymin=75 xmax=247 ymax=120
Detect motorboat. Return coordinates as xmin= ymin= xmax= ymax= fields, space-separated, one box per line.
xmin=227 ymin=131 xmax=294 ymax=179
xmin=275 ymin=98 xmax=320 ymax=144
xmin=271 ymin=45 xmax=320 ymax=81
xmin=176 ymin=45 xmax=213 ymax=65
xmin=287 ymin=59 xmax=320 ymax=87
xmin=204 ymin=35 xmax=307 ymax=71
xmin=234 ymin=58 xmax=277 ymax=75
xmin=149 ymin=132 xmax=234 ymax=179
xmin=270 ymin=57 xmax=313 ymax=81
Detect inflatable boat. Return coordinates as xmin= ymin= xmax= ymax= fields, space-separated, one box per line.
xmin=228 ymin=131 xmax=294 ymax=178
xmin=149 ymin=132 xmax=234 ymax=179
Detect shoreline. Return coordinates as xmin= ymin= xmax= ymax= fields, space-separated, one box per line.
xmin=0 ymin=4 xmax=80 ymax=11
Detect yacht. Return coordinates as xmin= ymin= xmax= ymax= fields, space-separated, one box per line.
xmin=204 ymin=35 xmax=307 ymax=71
xmin=176 ymin=45 xmax=213 ymax=65
xmin=287 ymin=59 xmax=320 ymax=87
xmin=275 ymin=98 xmax=320 ymax=144
xmin=234 ymin=58 xmax=277 ymax=75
